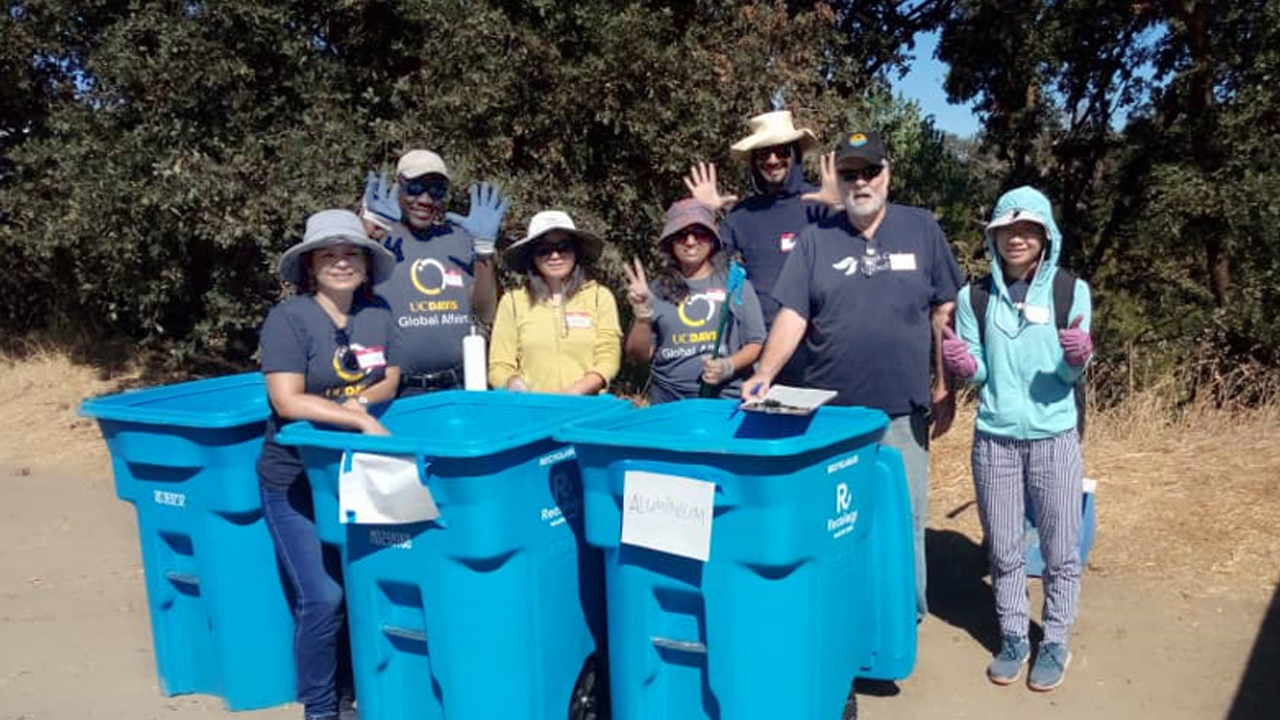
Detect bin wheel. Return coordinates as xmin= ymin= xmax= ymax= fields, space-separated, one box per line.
xmin=569 ymin=653 xmax=609 ymax=720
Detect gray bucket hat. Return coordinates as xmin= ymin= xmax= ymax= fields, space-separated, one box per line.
xmin=279 ymin=209 xmax=398 ymax=287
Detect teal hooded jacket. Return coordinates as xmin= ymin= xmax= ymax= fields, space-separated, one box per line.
xmin=955 ymin=186 xmax=1092 ymax=439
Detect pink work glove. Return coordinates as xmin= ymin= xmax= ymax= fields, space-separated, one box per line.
xmin=1058 ymin=315 xmax=1093 ymax=367
xmin=941 ymin=326 xmax=978 ymax=379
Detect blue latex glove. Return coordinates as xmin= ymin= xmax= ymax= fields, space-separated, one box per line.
xmin=727 ymin=259 xmax=747 ymax=306
xmin=445 ymin=182 xmax=509 ymax=256
xmin=361 ymin=170 xmax=401 ymax=227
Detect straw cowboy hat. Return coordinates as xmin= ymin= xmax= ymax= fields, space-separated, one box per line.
xmin=503 ymin=210 xmax=604 ymax=273
xmin=729 ymin=110 xmax=818 ymax=159
xmin=278 ymin=209 xmax=398 ymax=286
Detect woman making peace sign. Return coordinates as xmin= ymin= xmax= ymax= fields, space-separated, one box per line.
xmin=623 ymin=199 xmax=766 ymax=403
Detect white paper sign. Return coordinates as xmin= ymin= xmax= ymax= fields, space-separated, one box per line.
xmin=339 ymin=452 xmax=440 ymax=525
xmin=621 ymin=471 xmax=716 ymax=561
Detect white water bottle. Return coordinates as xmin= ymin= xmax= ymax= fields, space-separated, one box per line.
xmin=462 ymin=326 xmax=487 ymax=391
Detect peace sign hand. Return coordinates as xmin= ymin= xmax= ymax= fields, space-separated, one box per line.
xmin=684 ymin=162 xmax=740 ymax=213
xmin=622 ymin=258 xmax=655 ymax=320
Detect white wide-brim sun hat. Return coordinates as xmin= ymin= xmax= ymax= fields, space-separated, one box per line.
xmin=503 ymin=210 xmax=604 ymax=273
xmin=729 ymin=110 xmax=818 ymax=159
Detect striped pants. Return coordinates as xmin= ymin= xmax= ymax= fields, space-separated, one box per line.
xmin=972 ymin=430 xmax=1082 ymax=644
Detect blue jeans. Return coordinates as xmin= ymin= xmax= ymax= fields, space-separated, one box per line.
xmin=261 ymin=481 xmax=349 ymax=720
xmin=882 ymin=409 xmax=930 ymax=620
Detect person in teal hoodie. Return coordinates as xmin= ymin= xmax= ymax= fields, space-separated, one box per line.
xmin=941 ymin=186 xmax=1093 ymax=692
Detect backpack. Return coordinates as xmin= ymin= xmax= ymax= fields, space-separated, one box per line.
xmin=970 ymin=269 xmax=1087 ymax=442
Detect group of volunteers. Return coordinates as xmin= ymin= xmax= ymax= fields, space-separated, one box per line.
xmin=254 ymin=109 xmax=1094 ymax=720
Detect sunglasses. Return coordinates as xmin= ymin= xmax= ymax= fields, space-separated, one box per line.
xmin=534 ymin=241 xmax=576 ymax=257
xmin=334 ymin=328 xmax=360 ymax=373
xmin=400 ymin=176 xmax=449 ymax=201
xmin=674 ymin=228 xmax=717 ymax=245
xmin=753 ymin=144 xmax=792 ymax=161
xmin=839 ymin=165 xmax=884 ymax=183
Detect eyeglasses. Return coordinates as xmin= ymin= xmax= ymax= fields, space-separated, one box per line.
xmin=534 ymin=241 xmax=576 ymax=258
xmin=334 ymin=328 xmax=360 ymax=372
xmin=400 ymin=176 xmax=449 ymax=201
xmin=675 ymin=229 xmax=717 ymax=245
xmin=753 ymin=144 xmax=791 ymax=161
xmin=839 ymin=165 xmax=884 ymax=183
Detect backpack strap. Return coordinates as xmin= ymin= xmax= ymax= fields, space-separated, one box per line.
xmin=970 ymin=274 xmax=994 ymax=346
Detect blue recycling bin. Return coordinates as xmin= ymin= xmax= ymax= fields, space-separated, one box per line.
xmin=556 ymin=400 xmax=918 ymax=720
xmin=79 ymin=373 xmax=295 ymax=711
xmin=276 ymin=391 xmax=630 ymax=720
xmin=1024 ymin=484 xmax=1097 ymax=576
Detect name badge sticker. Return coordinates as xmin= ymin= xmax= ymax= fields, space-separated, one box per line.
xmin=706 ymin=289 xmax=727 ymax=302
xmin=888 ymin=253 xmax=917 ymax=271
xmin=1024 ymin=305 xmax=1051 ymax=324
xmin=354 ymin=346 xmax=387 ymax=370
xmin=779 ymin=232 xmax=797 ymax=253
xmin=565 ymin=311 xmax=593 ymax=329
xmin=444 ymin=269 xmax=465 ymax=288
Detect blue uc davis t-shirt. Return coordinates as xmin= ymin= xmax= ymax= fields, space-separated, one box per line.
xmin=376 ymin=221 xmax=476 ymax=376
xmin=255 ymin=294 xmax=397 ymax=491
xmin=771 ymin=204 xmax=963 ymax=415
xmin=647 ymin=273 xmax=767 ymax=403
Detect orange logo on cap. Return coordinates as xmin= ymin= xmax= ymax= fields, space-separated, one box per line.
xmin=848 ymin=133 xmax=868 ymax=147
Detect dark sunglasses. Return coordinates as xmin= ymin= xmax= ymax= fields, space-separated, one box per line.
xmin=334 ymin=328 xmax=360 ymax=372
xmin=400 ymin=176 xmax=449 ymax=201
xmin=753 ymin=144 xmax=792 ymax=161
xmin=534 ymin=241 xmax=576 ymax=257
xmin=839 ymin=165 xmax=884 ymax=183
xmin=674 ymin=228 xmax=717 ymax=244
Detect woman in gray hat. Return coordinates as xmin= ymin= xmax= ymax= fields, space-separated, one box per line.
xmin=622 ymin=198 xmax=766 ymax=403
xmin=488 ymin=210 xmax=622 ymax=393
xmin=256 ymin=208 xmax=399 ymax=720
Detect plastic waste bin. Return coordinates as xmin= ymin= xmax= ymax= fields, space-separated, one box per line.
xmin=556 ymin=399 xmax=918 ymax=720
xmin=1025 ymin=477 xmax=1097 ymax=577
xmin=276 ymin=390 xmax=630 ymax=720
xmin=79 ymin=373 xmax=295 ymax=711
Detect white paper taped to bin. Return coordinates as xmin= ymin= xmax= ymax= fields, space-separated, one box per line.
xmin=339 ymin=452 xmax=440 ymax=525
xmin=621 ymin=470 xmax=715 ymax=561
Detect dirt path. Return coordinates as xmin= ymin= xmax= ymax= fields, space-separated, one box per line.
xmin=1 ymin=459 xmax=1274 ymax=720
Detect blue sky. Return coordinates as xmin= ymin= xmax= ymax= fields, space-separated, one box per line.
xmin=890 ymin=30 xmax=981 ymax=138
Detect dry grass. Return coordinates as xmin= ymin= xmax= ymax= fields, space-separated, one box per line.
xmin=1 ymin=348 xmax=1276 ymax=599
xmin=0 ymin=347 xmax=141 ymax=474
xmin=930 ymin=389 xmax=1280 ymax=601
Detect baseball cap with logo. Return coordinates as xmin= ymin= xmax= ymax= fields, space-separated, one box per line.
xmin=835 ymin=131 xmax=888 ymax=167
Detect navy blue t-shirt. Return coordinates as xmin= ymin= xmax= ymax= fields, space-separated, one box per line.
xmin=771 ymin=204 xmax=964 ymax=415
xmin=255 ymin=294 xmax=398 ymax=491
xmin=721 ymin=186 xmax=826 ymax=328
xmin=376 ymin=221 xmax=477 ymax=376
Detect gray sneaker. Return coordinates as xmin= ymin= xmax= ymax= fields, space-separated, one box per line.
xmin=1028 ymin=642 xmax=1072 ymax=691
xmin=987 ymin=635 xmax=1031 ymax=685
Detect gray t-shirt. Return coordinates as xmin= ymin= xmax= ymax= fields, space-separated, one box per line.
xmin=376 ymin=221 xmax=476 ymax=376
xmin=647 ymin=273 xmax=766 ymax=403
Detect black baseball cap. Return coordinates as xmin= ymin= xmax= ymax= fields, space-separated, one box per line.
xmin=835 ymin=131 xmax=887 ymax=166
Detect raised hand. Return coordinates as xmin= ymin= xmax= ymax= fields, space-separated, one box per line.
xmin=622 ymin=258 xmax=655 ymax=319
xmin=1058 ymin=315 xmax=1093 ymax=367
xmin=940 ymin=325 xmax=978 ymax=379
xmin=800 ymin=151 xmax=842 ymax=208
xmin=445 ymin=182 xmax=510 ymax=256
xmin=362 ymin=170 xmax=402 ymax=226
xmin=683 ymin=162 xmax=739 ymax=213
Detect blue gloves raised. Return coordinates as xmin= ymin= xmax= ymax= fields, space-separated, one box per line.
xmin=445 ymin=182 xmax=509 ymax=257
xmin=361 ymin=171 xmax=401 ymax=228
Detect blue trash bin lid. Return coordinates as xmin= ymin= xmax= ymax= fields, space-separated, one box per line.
xmin=555 ymin=398 xmax=888 ymax=457
xmin=79 ymin=373 xmax=269 ymax=429
xmin=276 ymin=390 xmax=630 ymax=458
